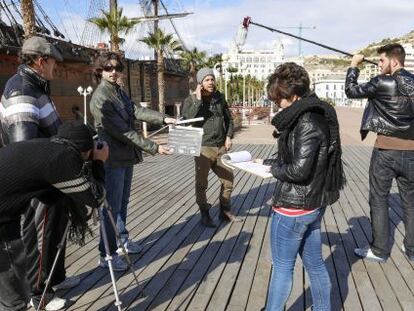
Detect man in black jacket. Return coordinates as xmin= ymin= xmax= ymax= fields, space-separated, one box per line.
xmin=0 ymin=36 xmax=81 ymax=308
xmin=183 ymin=67 xmax=241 ymax=227
xmin=90 ymin=52 xmax=176 ymax=270
xmin=0 ymin=120 xmax=108 ymax=311
xmin=345 ymin=43 xmax=414 ymax=262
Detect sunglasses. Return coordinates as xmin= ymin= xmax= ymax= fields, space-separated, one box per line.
xmin=103 ymin=64 xmax=123 ymax=72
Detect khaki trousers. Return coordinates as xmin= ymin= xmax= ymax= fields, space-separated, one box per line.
xmin=194 ymin=146 xmax=234 ymax=211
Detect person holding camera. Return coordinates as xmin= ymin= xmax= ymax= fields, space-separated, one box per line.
xmin=0 ymin=120 xmax=108 ymax=311
xmin=182 ymin=67 xmax=241 ymax=227
xmin=89 ymin=52 xmax=176 ymax=271
xmin=0 ymin=36 xmax=82 ymax=309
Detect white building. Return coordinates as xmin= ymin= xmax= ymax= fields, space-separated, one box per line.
xmin=403 ymin=43 xmax=414 ymax=73
xmin=307 ymin=68 xmax=341 ymax=90
xmin=314 ymin=74 xmax=367 ymax=108
xmin=221 ymin=41 xmax=303 ymax=81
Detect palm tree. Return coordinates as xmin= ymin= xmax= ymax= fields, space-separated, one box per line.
xmin=140 ymin=29 xmax=182 ymax=113
xmin=21 ymin=0 xmax=36 ymax=38
xmin=89 ymin=7 xmax=138 ymax=53
xmin=180 ymin=47 xmax=206 ymax=92
xmin=205 ymin=53 xmax=223 ymax=69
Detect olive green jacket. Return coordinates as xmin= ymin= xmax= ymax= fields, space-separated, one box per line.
xmin=89 ymin=79 xmax=164 ymax=167
xmin=182 ymin=91 xmax=234 ymax=147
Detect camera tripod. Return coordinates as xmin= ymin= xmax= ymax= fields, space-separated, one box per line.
xmin=37 ymin=200 xmax=145 ymax=311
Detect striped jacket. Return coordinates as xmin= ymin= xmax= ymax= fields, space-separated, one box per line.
xmin=0 ymin=65 xmax=61 ymax=144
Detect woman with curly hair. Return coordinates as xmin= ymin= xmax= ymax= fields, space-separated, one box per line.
xmin=258 ymin=62 xmax=345 ymax=311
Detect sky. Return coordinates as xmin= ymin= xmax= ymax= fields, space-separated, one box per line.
xmin=35 ymin=0 xmax=414 ymax=59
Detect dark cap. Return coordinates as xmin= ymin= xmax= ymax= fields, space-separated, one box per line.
xmin=22 ymin=36 xmax=63 ymax=62
xmin=56 ymin=120 xmax=94 ymax=152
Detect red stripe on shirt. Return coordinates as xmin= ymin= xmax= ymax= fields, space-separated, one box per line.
xmin=273 ymin=206 xmax=318 ymax=217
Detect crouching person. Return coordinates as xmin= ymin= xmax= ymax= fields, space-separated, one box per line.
xmin=0 ymin=120 xmax=108 ymax=311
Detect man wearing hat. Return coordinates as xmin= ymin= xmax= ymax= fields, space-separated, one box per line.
xmin=0 ymin=120 xmax=108 ymax=311
xmin=0 ymin=35 xmax=62 ymax=143
xmin=182 ymin=67 xmax=242 ymax=227
xmin=0 ymin=36 xmax=79 ymax=309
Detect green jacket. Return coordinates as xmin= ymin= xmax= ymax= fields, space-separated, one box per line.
xmin=182 ymin=91 xmax=234 ymax=147
xmin=89 ymin=79 xmax=164 ymax=168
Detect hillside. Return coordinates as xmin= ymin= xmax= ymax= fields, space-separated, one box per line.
xmin=304 ymin=30 xmax=414 ymax=71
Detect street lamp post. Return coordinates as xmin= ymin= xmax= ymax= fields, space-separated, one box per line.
xmin=77 ymin=86 xmax=93 ymax=124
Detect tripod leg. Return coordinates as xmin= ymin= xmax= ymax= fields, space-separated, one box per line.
xmin=36 ymin=220 xmax=71 ymax=311
xmin=105 ymin=202 xmax=145 ymax=297
xmin=99 ymin=207 xmax=123 ymax=311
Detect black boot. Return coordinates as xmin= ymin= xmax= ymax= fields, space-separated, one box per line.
xmin=200 ymin=208 xmax=216 ymax=227
xmin=219 ymin=210 xmax=243 ymax=223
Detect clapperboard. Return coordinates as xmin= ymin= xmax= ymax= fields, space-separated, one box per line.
xmin=168 ymin=118 xmax=204 ymax=156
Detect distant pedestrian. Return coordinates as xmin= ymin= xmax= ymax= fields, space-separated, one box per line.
xmin=346 ymin=43 xmax=414 ymax=262
xmin=257 ymin=62 xmax=345 ymax=311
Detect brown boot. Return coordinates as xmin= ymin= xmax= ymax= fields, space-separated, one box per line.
xmin=199 ymin=205 xmax=216 ymax=227
xmin=219 ymin=210 xmax=243 ymax=223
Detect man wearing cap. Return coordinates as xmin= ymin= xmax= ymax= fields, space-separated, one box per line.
xmin=0 ymin=35 xmax=62 ymax=142
xmin=0 ymin=36 xmax=78 ymax=309
xmin=0 ymin=120 xmax=108 ymax=311
xmin=182 ymin=67 xmax=241 ymax=227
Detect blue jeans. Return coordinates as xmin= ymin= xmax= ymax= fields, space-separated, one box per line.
xmin=369 ymin=148 xmax=414 ymax=258
xmin=99 ymin=165 xmax=133 ymax=257
xmin=266 ymin=208 xmax=331 ymax=311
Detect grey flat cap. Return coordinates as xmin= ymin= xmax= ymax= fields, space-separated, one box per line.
xmin=22 ymin=36 xmax=63 ymax=62
xmin=196 ymin=67 xmax=215 ymax=84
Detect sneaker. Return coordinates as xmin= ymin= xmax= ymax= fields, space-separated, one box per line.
xmin=98 ymin=254 xmax=128 ymax=271
xmin=354 ymin=246 xmax=387 ymax=263
xmin=401 ymin=245 xmax=414 ymax=261
xmin=117 ymin=240 xmax=143 ymax=255
xmin=30 ymin=296 xmax=66 ymax=311
xmin=52 ymin=275 xmax=81 ymax=291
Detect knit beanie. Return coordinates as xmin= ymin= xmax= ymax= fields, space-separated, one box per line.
xmin=196 ymin=67 xmax=215 ymax=84
xmin=57 ymin=120 xmax=94 ymax=152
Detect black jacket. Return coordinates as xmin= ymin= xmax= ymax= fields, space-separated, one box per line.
xmin=345 ymin=67 xmax=414 ymax=140
xmin=0 ymin=138 xmax=104 ymax=239
xmin=182 ymin=91 xmax=234 ymax=147
xmin=265 ymin=110 xmax=340 ymax=209
xmin=0 ymin=65 xmax=61 ymax=144
xmin=89 ymin=79 xmax=165 ymax=168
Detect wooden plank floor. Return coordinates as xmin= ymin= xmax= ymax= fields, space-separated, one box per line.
xmin=50 ymin=144 xmax=414 ymax=311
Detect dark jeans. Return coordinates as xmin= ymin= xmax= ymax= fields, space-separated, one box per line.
xmin=0 ymin=238 xmax=29 ymax=311
xmin=265 ymin=208 xmax=330 ymax=311
xmin=369 ymin=148 xmax=414 ymax=258
xmin=22 ymin=199 xmax=67 ymax=300
xmin=99 ymin=165 xmax=133 ymax=257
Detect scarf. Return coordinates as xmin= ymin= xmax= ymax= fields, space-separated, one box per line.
xmin=271 ymin=93 xmax=346 ymax=192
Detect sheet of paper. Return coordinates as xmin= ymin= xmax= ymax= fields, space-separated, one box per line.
xmin=221 ymin=151 xmax=272 ymax=179
xmin=231 ymin=161 xmax=272 ymax=179
xmin=222 ymin=151 xmax=252 ymax=163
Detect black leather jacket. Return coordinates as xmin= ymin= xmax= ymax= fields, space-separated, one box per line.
xmin=345 ymin=67 xmax=414 ymax=140
xmin=0 ymin=65 xmax=61 ymax=144
xmin=89 ymin=79 xmax=165 ymax=168
xmin=265 ymin=112 xmax=340 ymax=209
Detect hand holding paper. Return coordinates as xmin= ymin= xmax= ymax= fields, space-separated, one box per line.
xmin=221 ymin=151 xmax=272 ymax=179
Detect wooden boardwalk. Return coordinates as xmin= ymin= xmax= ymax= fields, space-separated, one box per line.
xmin=54 ymin=144 xmax=414 ymax=311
